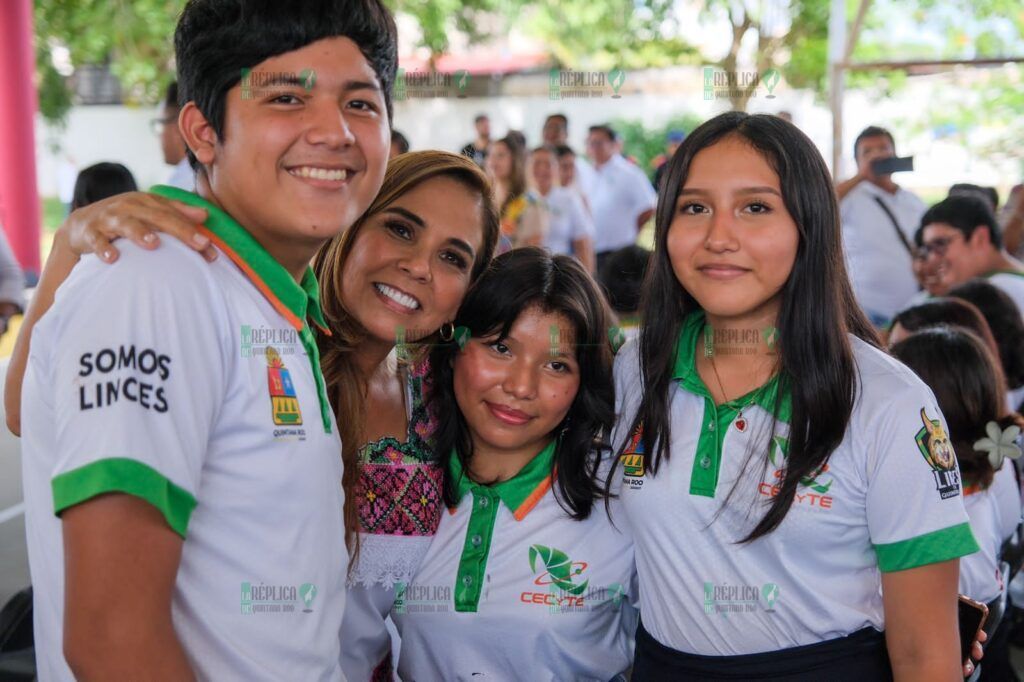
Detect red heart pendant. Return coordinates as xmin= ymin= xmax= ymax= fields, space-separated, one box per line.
xmin=735 ymin=418 xmax=746 ymax=432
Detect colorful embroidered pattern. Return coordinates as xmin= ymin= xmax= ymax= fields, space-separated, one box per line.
xmin=356 ymin=359 xmax=443 ymax=537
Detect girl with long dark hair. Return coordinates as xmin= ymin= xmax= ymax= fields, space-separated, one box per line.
xmin=611 ymin=112 xmax=979 ymax=680
xmin=392 ymin=247 xmax=636 ymax=680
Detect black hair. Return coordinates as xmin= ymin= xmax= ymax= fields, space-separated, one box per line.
xmin=164 ymin=81 xmax=180 ymax=110
xmin=949 ymin=183 xmax=1000 ymax=213
xmin=949 ymin=278 xmax=1024 ymax=391
xmin=554 ymin=144 xmax=575 ymax=159
xmin=613 ymin=111 xmax=878 ymax=542
xmin=429 ymin=247 xmax=615 ymax=520
xmin=174 ymin=0 xmax=398 ymax=170
xmin=588 ymin=124 xmax=616 ymax=142
xmin=546 ymin=113 xmax=568 ymax=126
xmin=71 ymin=162 xmax=138 ymax=211
xmin=598 ymin=245 xmax=651 ymax=315
xmin=474 ymin=113 xmax=489 ymax=123
xmin=891 ymin=297 xmax=999 ymax=357
xmin=891 ymin=326 xmax=1022 ymax=489
xmin=853 ymin=125 xmax=895 ymax=158
xmin=921 ymin=195 xmax=1002 ymax=250
xmin=390 ymin=129 xmax=409 ymax=154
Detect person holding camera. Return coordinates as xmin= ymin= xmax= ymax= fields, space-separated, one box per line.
xmin=837 ymin=126 xmax=927 ymax=328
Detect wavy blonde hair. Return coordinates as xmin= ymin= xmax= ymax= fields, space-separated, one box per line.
xmin=312 ymin=150 xmax=500 ymax=554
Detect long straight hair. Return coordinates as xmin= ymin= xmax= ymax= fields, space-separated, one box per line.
xmin=429 ymin=247 xmax=615 ymax=519
xmin=619 ymin=111 xmax=878 ymax=541
xmin=312 ymin=151 xmax=500 ymax=553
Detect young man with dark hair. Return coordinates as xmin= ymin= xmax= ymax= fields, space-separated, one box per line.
xmin=20 ymin=0 xmax=396 ymax=678
xmin=584 ymin=123 xmax=656 ymax=271
xmin=836 ymin=124 xmax=926 ymax=326
xmin=919 ymin=194 xmax=1024 ymax=314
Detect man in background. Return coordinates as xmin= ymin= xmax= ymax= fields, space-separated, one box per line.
xmin=584 ymin=124 xmax=656 ymax=271
xmin=460 ymin=113 xmax=490 ymax=167
xmin=837 ymin=125 xmax=926 ymax=326
xmin=153 ymin=81 xmax=194 ymax=191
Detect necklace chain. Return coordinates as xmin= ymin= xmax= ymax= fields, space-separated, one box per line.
xmin=706 ymin=327 xmax=744 ymax=421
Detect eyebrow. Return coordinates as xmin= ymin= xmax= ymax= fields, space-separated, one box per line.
xmin=381 ymin=207 xmax=477 ymax=259
xmin=679 ymin=186 xmax=782 ymax=197
xmin=342 ymin=79 xmax=382 ymax=94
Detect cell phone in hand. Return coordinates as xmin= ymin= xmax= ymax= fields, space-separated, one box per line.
xmin=870 ymin=156 xmax=914 ymax=175
xmin=959 ymin=595 xmax=988 ymax=667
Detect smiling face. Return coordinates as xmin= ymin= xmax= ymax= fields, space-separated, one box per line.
xmin=182 ymin=36 xmax=390 ymax=275
xmin=921 ymin=222 xmax=987 ymax=289
xmin=339 ymin=175 xmax=485 ymax=345
xmin=453 ymin=306 xmax=581 ymax=463
xmin=666 ymin=135 xmax=799 ymax=324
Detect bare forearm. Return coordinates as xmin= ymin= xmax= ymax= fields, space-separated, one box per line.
xmin=4 ymin=229 xmax=79 ymax=435
xmin=573 ymin=238 xmax=595 ymax=273
xmin=890 ymin=655 xmax=959 ymax=682
xmin=66 ymin=622 xmax=194 ymax=681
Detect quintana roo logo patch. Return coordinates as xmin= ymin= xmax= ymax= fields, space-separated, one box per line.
xmin=266 ymin=346 xmax=302 ymax=426
xmin=529 ymin=544 xmax=589 ymax=595
xmin=620 ymin=424 xmax=645 ymax=488
xmin=915 ymin=407 xmax=961 ymax=499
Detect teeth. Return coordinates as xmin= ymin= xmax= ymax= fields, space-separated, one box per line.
xmin=375 ymin=283 xmax=420 ymax=310
xmin=289 ymin=166 xmax=348 ymax=181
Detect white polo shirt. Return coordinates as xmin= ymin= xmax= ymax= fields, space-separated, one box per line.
xmin=586 ymin=155 xmax=657 ymax=254
xmin=392 ymin=441 xmax=638 ymax=680
xmin=840 ymin=181 xmax=927 ymax=322
xmin=21 ymin=185 xmax=347 ymax=681
xmin=542 ymin=186 xmax=595 ymax=256
xmin=612 ymin=312 xmax=978 ymax=656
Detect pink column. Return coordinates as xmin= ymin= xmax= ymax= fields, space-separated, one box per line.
xmin=0 ymin=0 xmax=41 ymax=277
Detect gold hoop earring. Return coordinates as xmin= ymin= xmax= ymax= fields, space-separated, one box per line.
xmin=439 ymin=322 xmax=455 ymax=342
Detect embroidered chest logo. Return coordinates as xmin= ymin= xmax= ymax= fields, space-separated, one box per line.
xmin=520 ymin=544 xmax=590 ymax=608
xmin=915 ymin=407 xmax=961 ymax=499
xmin=620 ymin=425 xmax=645 ymax=489
xmin=757 ymin=435 xmax=834 ymax=509
xmin=266 ymin=346 xmax=302 ymax=426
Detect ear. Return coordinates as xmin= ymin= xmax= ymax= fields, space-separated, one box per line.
xmin=970 ymin=225 xmax=992 ymax=249
xmin=178 ymin=101 xmax=219 ymax=168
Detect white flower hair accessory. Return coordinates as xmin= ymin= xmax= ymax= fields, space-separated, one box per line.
xmin=973 ymin=421 xmax=1023 ymax=470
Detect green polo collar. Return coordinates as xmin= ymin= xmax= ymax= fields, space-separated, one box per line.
xmin=449 ymin=439 xmax=557 ymax=517
xmin=673 ymin=311 xmax=791 ymax=422
xmin=149 ymin=185 xmax=334 ymax=434
xmin=150 ymin=185 xmax=328 ymax=331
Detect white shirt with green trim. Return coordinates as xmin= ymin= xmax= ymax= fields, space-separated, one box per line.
xmin=21 ymin=188 xmax=347 ymax=681
xmin=611 ymin=313 xmax=978 ymax=656
xmin=391 ymin=442 xmax=638 ymax=680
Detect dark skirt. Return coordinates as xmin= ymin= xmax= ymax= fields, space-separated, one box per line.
xmin=632 ymin=619 xmax=894 ymax=682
